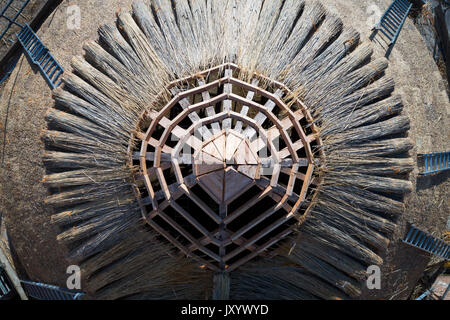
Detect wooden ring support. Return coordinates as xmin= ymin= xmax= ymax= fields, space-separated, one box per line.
xmin=129 ymin=63 xmax=323 ymax=272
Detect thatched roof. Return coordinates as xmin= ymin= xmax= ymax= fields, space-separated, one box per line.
xmin=0 ymin=0 xmax=448 ymax=300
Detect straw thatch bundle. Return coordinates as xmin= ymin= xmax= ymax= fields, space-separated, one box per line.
xmin=41 ymin=0 xmax=413 ymax=299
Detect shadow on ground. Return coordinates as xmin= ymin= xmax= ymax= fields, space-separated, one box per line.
xmin=416 ymin=168 xmax=449 ymax=191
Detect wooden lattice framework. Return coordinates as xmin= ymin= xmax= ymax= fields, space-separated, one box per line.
xmin=129 ymin=63 xmax=324 ymax=272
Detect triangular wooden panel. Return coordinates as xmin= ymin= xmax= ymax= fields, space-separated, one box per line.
xmin=225 ymin=132 xmax=243 ymax=163
xmin=232 ymin=140 xmax=259 ymax=165
xmin=223 ymin=167 xmax=253 ymax=204
xmin=212 ymin=133 xmax=226 ymax=160
xmin=198 ymin=170 xmax=224 ymax=203
xmin=237 ymin=165 xmax=260 ymax=180
xmin=203 ymin=140 xmax=224 ymax=162
xmin=195 ymin=152 xmax=224 ymax=176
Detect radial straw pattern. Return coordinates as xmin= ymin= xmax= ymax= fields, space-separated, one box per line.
xmin=42 ymin=0 xmax=413 ymax=299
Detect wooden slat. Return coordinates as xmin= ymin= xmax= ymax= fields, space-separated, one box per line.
xmin=285 ymin=163 xmax=298 ymax=196
xmin=254 ymin=177 xmax=300 ymax=204
xmin=278 ymin=134 xmax=316 ymax=159
xmin=288 ymin=164 xmax=314 ymax=216
xmin=222 ymin=68 xmax=233 ymax=130
xmin=233 ymin=140 xmax=259 ymax=165
xmin=223 ymin=214 xmax=294 ymax=262
xmin=133 ymin=63 xmax=322 ymax=272
xmin=237 ymin=165 xmax=260 ymax=180
xmin=266 ymin=109 xmax=304 ymax=138
xmin=156 ymin=167 xmax=171 ymax=200
xmin=171 ymin=110 xmax=280 ymax=168
xmin=212 ymin=132 xmax=226 ymax=160
xmin=234 ymin=78 xmax=259 ymax=134
xmin=243 ymin=89 xmax=284 ymax=137
xmin=170 ymin=200 xmax=220 ymax=246
xmin=157 ymin=210 xmax=222 ymax=262
xmin=198 ymin=79 xmax=222 ymax=134
xmin=227 ymin=77 xmax=313 ymax=161
xmin=228 ymin=93 xmax=298 ymax=163
xmin=225 ymin=132 xmax=243 ymax=163
xmin=186 ymin=230 xmax=269 ymax=257
xmin=172 ymin=158 xmax=184 ymax=185
xmin=270 ymin=164 xmax=281 ymax=187
xmin=151 ymin=175 xmax=196 ymax=203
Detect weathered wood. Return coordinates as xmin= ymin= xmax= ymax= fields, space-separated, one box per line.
xmin=213 ymin=273 xmax=230 ymax=300
xmin=0 ymin=246 xmax=28 ymax=300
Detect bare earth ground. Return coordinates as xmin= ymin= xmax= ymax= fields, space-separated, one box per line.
xmin=0 ymin=0 xmax=448 ymax=297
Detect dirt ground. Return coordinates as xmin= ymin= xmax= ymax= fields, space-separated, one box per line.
xmin=0 ymin=0 xmax=448 ymax=298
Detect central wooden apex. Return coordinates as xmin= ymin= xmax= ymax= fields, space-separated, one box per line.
xmin=195 ymin=130 xmax=259 ymax=204
xmin=131 ymin=63 xmax=323 ymax=272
